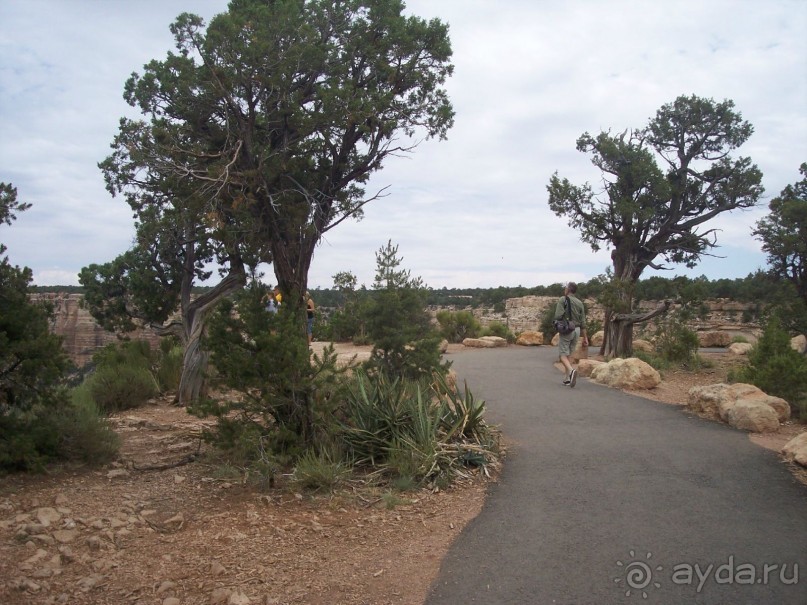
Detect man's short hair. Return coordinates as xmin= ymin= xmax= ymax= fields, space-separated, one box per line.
xmin=567 ymin=282 xmax=577 ymax=293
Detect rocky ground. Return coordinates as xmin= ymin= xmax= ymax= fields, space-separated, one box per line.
xmin=1 ymin=345 xmax=804 ymax=605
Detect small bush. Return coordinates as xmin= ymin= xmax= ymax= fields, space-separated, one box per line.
xmin=155 ymin=338 xmax=183 ymax=392
xmin=481 ymin=321 xmax=516 ymax=343
xmin=732 ymin=315 xmax=807 ymax=419
xmin=0 ymin=388 xmax=119 ymax=472
xmin=293 ymin=448 xmax=351 ymax=492
xmin=653 ymin=314 xmax=700 ymax=364
xmin=89 ymin=364 xmax=160 ymax=413
xmin=731 ymin=335 xmax=750 ymax=344
xmin=634 ymin=351 xmax=670 ymax=372
xmin=436 ymin=310 xmax=481 ymax=343
xmin=338 ymin=369 xmax=499 ymax=488
xmin=60 ymin=387 xmax=120 ymax=464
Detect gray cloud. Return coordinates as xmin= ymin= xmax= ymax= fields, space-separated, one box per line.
xmin=1 ymin=0 xmax=804 ymax=289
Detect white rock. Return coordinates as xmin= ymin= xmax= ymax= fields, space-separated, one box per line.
xmin=728 ymin=342 xmax=753 ymax=355
xmin=782 ymin=432 xmax=807 ymax=467
xmin=228 ymin=591 xmax=251 ymax=605
xmin=577 ymin=359 xmax=605 ymax=378
xmin=725 ymin=400 xmax=780 ymax=433
xmin=35 ymin=507 xmax=61 ymax=527
xmin=211 ymin=588 xmax=232 ymax=605
xmin=516 ymin=331 xmax=544 ymax=346
xmin=791 ymin=334 xmax=807 ymax=354
xmin=157 ymin=580 xmax=176 ymax=595
xmin=211 ymin=561 xmax=226 ymax=577
xmin=590 ymin=358 xmax=661 ymax=389
xmin=686 ymin=383 xmax=789 ymax=424
xmin=52 ymin=529 xmax=79 ymax=544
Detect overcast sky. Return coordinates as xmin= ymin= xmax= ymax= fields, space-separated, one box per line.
xmin=1 ymin=0 xmax=805 ymax=290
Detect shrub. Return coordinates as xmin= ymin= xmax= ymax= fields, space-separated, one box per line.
xmin=293 ymin=448 xmax=351 ymax=492
xmin=732 ymin=315 xmax=807 ymax=419
xmin=155 ymin=337 xmax=183 ymax=392
xmin=436 ymin=310 xmax=481 ymax=343
xmin=0 ymin=387 xmax=119 ymax=472
xmin=60 ymin=386 xmax=120 ymax=464
xmin=89 ymin=364 xmax=160 ymax=413
xmin=338 ymin=369 xmax=499 ymax=488
xmin=652 ymin=313 xmax=700 ymax=364
xmin=198 ymin=283 xmax=353 ymax=473
xmin=481 ymin=321 xmax=516 ymax=343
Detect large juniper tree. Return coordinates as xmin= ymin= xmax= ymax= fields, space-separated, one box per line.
xmin=84 ymin=0 xmax=454 ymax=404
xmin=548 ymin=95 xmax=763 ymax=357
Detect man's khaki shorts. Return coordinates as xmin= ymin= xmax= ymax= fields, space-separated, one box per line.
xmin=558 ymin=328 xmax=579 ymax=356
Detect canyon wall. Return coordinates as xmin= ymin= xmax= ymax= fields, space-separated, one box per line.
xmin=31 ymin=293 xmax=162 ymax=367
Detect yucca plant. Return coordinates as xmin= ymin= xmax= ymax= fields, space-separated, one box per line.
xmin=339 ymin=369 xmax=500 ymax=488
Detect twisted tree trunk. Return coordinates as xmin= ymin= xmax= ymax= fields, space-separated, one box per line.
xmin=602 ymin=300 xmax=672 ymax=358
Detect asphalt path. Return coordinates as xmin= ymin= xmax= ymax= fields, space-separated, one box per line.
xmin=425 ymin=346 xmax=807 ymax=605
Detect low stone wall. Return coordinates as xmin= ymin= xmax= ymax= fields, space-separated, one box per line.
xmin=431 ymin=296 xmax=763 ymax=342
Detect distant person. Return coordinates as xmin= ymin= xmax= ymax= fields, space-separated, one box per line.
xmin=263 ymin=287 xmax=278 ymax=314
xmin=305 ymin=291 xmax=315 ymax=344
xmin=554 ymin=282 xmax=588 ymax=387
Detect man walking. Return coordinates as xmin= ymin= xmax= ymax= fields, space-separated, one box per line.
xmin=554 ymin=282 xmax=588 ymax=387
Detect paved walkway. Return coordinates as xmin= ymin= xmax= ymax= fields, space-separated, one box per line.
xmin=425 ymin=347 xmax=807 ymax=605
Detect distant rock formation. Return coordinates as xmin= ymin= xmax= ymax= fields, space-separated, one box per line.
xmin=432 ymin=296 xmax=765 ymax=346
xmin=30 ymin=293 xmax=161 ymax=367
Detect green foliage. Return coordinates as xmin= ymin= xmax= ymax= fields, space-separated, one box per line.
xmin=652 ymin=313 xmax=700 ymax=364
xmin=436 ymin=310 xmax=481 ymax=343
xmin=586 ymin=318 xmax=603 ymax=337
xmin=754 ymin=163 xmax=807 ymax=304
xmin=1 ymin=264 xmax=70 ymax=413
xmin=155 ymin=337 xmax=184 ymax=392
xmin=364 ymin=241 xmax=449 ymax=380
xmin=198 ymin=283 xmax=352 ymax=466
xmin=0 ymin=183 xmax=117 ymax=472
xmin=549 ymin=96 xmax=763 ymax=357
xmin=732 ymin=315 xmax=807 ymax=419
xmin=481 ymin=321 xmax=516 ymax=343
xmin=97 ymin=0 xmax=455 ymax=352
xmin=61 ymin=387 xmax=121 ymax=464
xmin=90 ymin=365 xmax=160 ymax=413
xmin=338 ymin=369 xmax=498 ymax=488
xmin=81 ymin=340 xmax=162 ymax=413
xmin=633 ymin=351 xmax=670 ymax=372
xmin=293 ymin=448 xmax=351 ymax=492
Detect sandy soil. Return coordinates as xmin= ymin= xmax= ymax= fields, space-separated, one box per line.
xmin=1 ymin=344 xmax=804 ymax=605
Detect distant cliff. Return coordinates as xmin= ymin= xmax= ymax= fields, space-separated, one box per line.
xmin=30 ymin=293 xmax=161 ymax=367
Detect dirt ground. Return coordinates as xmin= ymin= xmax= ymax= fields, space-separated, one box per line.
xmin=1 ymin=344 xmax=804 ymax=605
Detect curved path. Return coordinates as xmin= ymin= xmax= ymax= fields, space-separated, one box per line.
xmin=426 ymin=346 xmax=807 ymax=605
